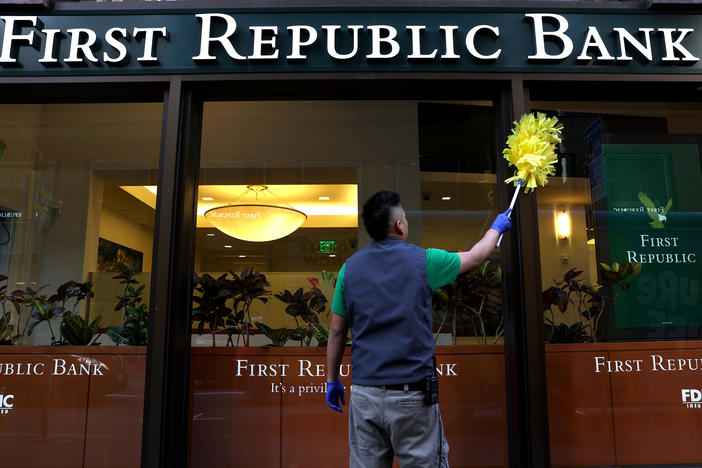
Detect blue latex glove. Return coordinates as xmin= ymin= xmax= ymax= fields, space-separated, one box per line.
xmin=326 ymin=379 xmax=346 ymax=413
xmin=490 ymin=209 xmax=512 ymax=234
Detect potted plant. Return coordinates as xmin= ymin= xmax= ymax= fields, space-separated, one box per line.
xmin=0 ymin=275 xmax=13 ymax=344
xmin=192 ymin=272 xmax=240 ymax=346
xmin=106 ymin=263 xmax=148 ymax=345
xmin=433 ymin=260 xmax=504 ymax=345
xmin=274 ymin=277 xmax=328 ymax=347
xmin=192 ymin=267 xmax=270 ymax=347
xmin=542 ymin=261 xmax=642 ymax=343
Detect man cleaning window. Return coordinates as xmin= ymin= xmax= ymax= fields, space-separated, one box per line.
xmin=325 ymin=190 xmax=512 ymax=468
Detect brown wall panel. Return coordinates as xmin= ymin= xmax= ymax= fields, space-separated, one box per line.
xmin=280 ymin=354 xmax=351 ymax=468
xmin=189 ymin=346 xmax=507 ymax=468
xmin=84 ymin=350 xmax=146 ymax=468
xmin=0 ymin=347 xmax=146 ymax=468
xmin=610 ymin=348 xmax=702 ymax=465
xmin=0 ymin=349 xmax=90 ymax=468
xmin=189 ymin=349 xmax=282 ymax=468
xmin=546 ymin=349 xmax=616 ymax=467
xmin=546 ymin=341 xmax=702 ymax=467
xmin=438 ymin=351 xmax=508 ymax=468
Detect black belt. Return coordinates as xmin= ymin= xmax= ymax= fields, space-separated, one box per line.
xmin=377 ymin=380 xmax=425 ymax=391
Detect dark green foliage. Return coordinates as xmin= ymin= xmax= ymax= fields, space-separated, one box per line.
xmin=6 ymin=280 xmax=94 ymax=345
xmin=106 ymin=303 xmax=148 ymax=346
xmin=433 ymin=260 xmax=503 ymax=345
xmin=191 ymin=268 xmax=270 ymax=347
xmin=543 ymin=262 xmax=642 ymax=343
xmin=546 ymin=322 xmax=589 ymax=344
xmin=62 ymin=314 xmax=102 ymax=346
xmin=0 ymin=275 xmax=12 ymax=344
xmin=274 ymin=278 xmax=328 ymax=347
xmin=107 ymin=263 xmax=148 ymax=346
xmin=255 ymin=322 xmax=291 ymax=347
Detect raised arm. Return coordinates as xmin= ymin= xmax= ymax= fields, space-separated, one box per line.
xmin=457 ymin=209 xmax=512 ymax=274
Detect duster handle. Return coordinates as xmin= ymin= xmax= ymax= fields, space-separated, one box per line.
xmin=496 ymin=179 xmax=522 ymax=247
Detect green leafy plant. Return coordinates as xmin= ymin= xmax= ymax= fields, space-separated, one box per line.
xmin=542 ymin=261 xmax=642 ymax=343
xmin=61 ymin=314 xmax=102 ymax=346
xmin=191 ymin=268 xmax=270 ymax=347
xmin=230 ymin=268 xmax=270 ymax=347
xmin=5 ymin=279 xmax=95 ymax=345
xmin=0 ymin=275 xmax=13 ymax=344
xmin=274 ymin=278 xmax=328 ymax=347
xmin=49 ymin=280 xmax=95 ymax=344
xmin=107 ymin=263 xmax=148 ymax=345
xmin=433 ymin=261 xmax=504 ymax=345
xmin=255 ymin=321 xmax=292 ymax=347
xmin=192 ymin=272 xmax=241 ymax=346
xmin=9 ymin=286 xmax=56 ymax=344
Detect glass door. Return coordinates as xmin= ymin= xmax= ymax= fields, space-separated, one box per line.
xmin=531 ymin=98 xmax=702 ymax=467
xmin=186 ymin=99 xmax=510 ymax=468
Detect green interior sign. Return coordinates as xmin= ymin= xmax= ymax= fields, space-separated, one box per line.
xmin=600 ymin=144 xmax=702 ymax=328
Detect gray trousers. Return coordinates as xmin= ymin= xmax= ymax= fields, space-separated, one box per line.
xmin=349 ymin=384 xmax=450 ymax=468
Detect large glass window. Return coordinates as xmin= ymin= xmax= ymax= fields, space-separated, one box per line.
xmin=0 ymin=102 xmax=162 ymax=468
xmin=186 ymin=100 xmax=509 ymax=468
xmin=532 ymin=100 xmax=702 ymax=466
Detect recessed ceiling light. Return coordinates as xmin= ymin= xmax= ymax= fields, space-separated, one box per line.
xmin=318 ymin=196 xmax=330 ymax=201
xmin=202 ymin=196 xmax=214 ymax=201
xmin=238 ymin=255 xmax=246 ymax=258
xmin=224 ymin=245 xmax=232 ymax=249
xmin=441 ymin=196 xmax=451 ymax=201
xmin=206 ymin=233 xmax=215 ymax=237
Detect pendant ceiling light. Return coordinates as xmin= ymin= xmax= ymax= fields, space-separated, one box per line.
xmin=204 ymin=185 xmax=307 ymax=242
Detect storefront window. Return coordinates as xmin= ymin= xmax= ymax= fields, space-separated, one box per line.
xmin=187 ymin=100 xmax=508 ymax=468
xmin=532 ymin=100 xmax=702 ymax=466
xmin=0 ymin=102 xmax=162 ymax=467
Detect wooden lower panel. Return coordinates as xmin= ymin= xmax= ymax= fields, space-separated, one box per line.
xmin=188 ymin=347 xmax=507 ymax=468
xmin=189 ymin=353 xmax=283 ymax=468
xmin=546 ymin=350 xmax=616 ymax=467
xmin=610 ymin=349 xmax=702 ymax=465
xmin=83 ymin=353 xmax=146 ymax=468
xmin=0 ymin=353 xmax=90 ymax=468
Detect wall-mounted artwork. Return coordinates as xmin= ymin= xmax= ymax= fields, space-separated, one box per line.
xmin=97 ymin=237 xmax=143 ymax=273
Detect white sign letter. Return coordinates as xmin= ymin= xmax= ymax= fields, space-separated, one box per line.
xmin=440 ymin=26 xmax=460 ymax=60
xmin=367 ymin=25 xmax=400 ymax=59
xmin=0 ymin=16 xmax=38 ymax=63
xmin=287 ymin=25 xmax=317 ymax=60
xmin=526 ymin=13 xmax=573 ymax=61
xmin=193 ymin=13 xmax=246 ymax=61
xmin=133 ymin=27 xmax=167 ymax=62
xmin=249 ymin=26 xmax=279 ymax=60
xmin=659 ymin=28 xmax=699 ymax=62
xmin=614 ymin=28 xmax=654 ymax=62
xmin=65 ymin=28 xmax=99 ymax=63
xmin=103 ymin=27 xmax=128 ymax=63
xmin=39 ymin=28 xmax=61 ymax=64
xmin=466 ymin=25 xmax=501 ymax=60
xmin=577 ymin=26 xmax=614 ymax=62
xmin=406 ymin=25 xmax=437 ymax=60
xmin=324 ymin=25 xmax=362 ymax=60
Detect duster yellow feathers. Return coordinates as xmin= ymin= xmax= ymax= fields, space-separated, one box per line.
xmin=503 ymin=112 xmax=563 ymax=193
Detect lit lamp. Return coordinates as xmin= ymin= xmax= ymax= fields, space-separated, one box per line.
xmin=556 ymin=210 xmax=571 ymax=240
xmin=204 ymin=185 xmax=307 ymax=242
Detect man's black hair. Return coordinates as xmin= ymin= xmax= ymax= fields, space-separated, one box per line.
xmin=362 ymin=191 xmax=401 ymax=241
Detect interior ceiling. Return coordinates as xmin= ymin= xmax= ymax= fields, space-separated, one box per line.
xmin=120 ymin=184 xmax=359 ymax=229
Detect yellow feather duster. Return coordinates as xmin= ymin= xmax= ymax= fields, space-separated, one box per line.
xmin=503 ymin=112 xmax=563 ymax=193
